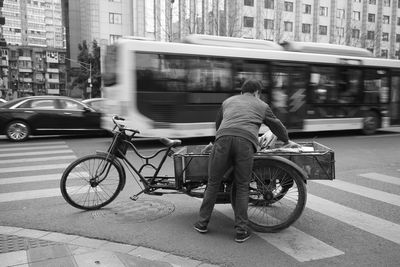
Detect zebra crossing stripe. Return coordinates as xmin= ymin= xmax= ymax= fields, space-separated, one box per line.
xmin=0 ymin=150 xmax=74 ymax=158
xmin=214 ymin=204 xmax=344 ymax=262
xmin=312 ymin=179 xmax=400 ymax=207
xmin=359 ymin=173 xmax=400 ymax=186
xmin=0 ymin=172 xmax=86 ymax=185
xmin=0 ymin=141 xmax=66 ymax=148
xmin=0 ymin=145 xmax=69 ymax=153
xmin=0 ymin=155 xmax=76 ymax=165
xmin=0 ymin=163 xmax=69 ymax=174
xmin=0 ymin=187 xmax=97 ymax=203
xmin=307 ymin=194 xmax=400 ymax=245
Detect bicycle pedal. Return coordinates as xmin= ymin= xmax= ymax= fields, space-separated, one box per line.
xmin=130 ymin=195 xmax=139 ymax=201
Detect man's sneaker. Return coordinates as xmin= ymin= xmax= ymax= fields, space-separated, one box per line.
xmin=194 ymin=222 xmax=208 ymax=233
xmin=235 ymin=231 xmax=251 ymax=243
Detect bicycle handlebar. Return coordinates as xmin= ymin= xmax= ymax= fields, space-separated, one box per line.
xmin=112 ymin=115 xmax=140 ymax=135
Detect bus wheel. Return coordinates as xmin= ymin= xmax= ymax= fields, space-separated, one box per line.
xmin=362 ymin=111 xmax=380 ymax=135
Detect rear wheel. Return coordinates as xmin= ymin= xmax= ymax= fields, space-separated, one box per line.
xmin=248 ymin=159 xmax=307 ymax=232
xmin=6 ymin=120 xmax=30 ymax=141
xmin=60 ymin=154 xmax=124 ymax=210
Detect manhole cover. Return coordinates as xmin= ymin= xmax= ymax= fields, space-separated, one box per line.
xmin=93 ymin=198 xmax=175 ymax=223
xmin=0 ymin=234 xmax=59 ymax=253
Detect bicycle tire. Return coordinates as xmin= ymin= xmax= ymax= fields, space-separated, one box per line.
xmin=248 ymin=159 xmax=307 ymax=232
xmin=60 ymin=154 xmax=124 ymax=210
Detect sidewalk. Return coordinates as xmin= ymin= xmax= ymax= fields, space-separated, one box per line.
xmin=0 ymin=226 xmax=219 ymax=267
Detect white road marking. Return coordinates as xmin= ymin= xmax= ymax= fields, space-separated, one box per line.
xmin=359 ymin=173 xmax=400 ymax=186
xmin=307 ymin=194 xmax=400 ymax=245
xmin=0 ymin=172 xmax=86 ymax=185
xmin=0 ymin=141 xmax=66 ymax=148
xmin=0 ymin=150 xmax=74 ymax=158
xmin=0 ymin=155 xmax=76 ymax=165
xmin=0 ymin=163 xmax=69 ymax=173
xmin=0 ymin=186 xmax=101 ymax=203
xmin=312 ymin=179 xmax=400 ymax=207
xmin=0 ymin=145 xmax=69 ymax=152
xmin=214 ymin=205 xmax=344 ymax=262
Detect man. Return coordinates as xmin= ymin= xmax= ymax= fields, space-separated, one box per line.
xmin=194 ymin=79 xmax=298 ymax=243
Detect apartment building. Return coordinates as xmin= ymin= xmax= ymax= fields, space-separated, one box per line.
xmin=0 ymin=0 xmax=66 ymax=99
xmin=65 ymin=0 xmax=400 ymax=61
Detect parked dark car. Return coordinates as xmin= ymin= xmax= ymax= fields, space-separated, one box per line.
xmin=0 ymin=96 xmax=106 ymax=141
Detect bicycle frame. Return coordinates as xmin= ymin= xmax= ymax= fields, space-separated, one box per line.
xmin=103 ymin=129 xmax=180 ymax=200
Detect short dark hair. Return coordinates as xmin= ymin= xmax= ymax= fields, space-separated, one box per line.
xmin=241 ymin=79 xmax=262 ymax=94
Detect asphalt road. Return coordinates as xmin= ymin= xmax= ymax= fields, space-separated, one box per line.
xmin=0 ymin=129 xmax=399 ymax=267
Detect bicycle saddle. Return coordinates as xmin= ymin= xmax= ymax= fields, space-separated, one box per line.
xmin=159 ymin=137 xmax=182 ymax=147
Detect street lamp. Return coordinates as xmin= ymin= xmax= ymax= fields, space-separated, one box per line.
xmin=61 ymin=56 xmax=92 ymax=98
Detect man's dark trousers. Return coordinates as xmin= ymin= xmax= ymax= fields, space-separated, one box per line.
xmin=198 ymin=135 xmax=255 ymax=233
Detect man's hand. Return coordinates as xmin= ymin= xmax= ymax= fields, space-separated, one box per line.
xmin=282 ymin=140 xmax=301 ymax=148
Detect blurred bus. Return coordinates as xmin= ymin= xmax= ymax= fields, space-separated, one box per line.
xmin=102 ymin=35 xmax=400 ymax=137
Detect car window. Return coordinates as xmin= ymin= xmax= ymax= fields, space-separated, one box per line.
xmin=59 ymin=99 xmax=85 ymax=110
xmin=19 ymin=99 xmax=57 ymax=109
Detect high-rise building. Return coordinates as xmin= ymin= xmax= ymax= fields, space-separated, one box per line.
xmin=65 ymin=0 xmax=400 ymax=61
xmin=2 ymin=0 xmax=64 ymax=48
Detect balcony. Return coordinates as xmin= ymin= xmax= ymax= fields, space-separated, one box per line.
xmin=47 ymin=68 xmax=59 ymax=73
xmin=19 ymin=68 xmax=33 ymax=73
xmin=47 ymin=78 xmax=59 ymax=83
xmin=19 ymin=77 xmax=33 ymax=83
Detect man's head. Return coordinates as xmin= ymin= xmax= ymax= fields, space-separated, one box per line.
xmin=241 ymin=79 xmax=262 ymax=98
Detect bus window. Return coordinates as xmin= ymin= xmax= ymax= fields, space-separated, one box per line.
xmin=337 ymin=68 xmax=362 ymax=103
xmin=186 ymin=57 xmax=233 ymax=92
xmin=103 ymin=45 xmax=117 ymax=86
xmin=310 ymin=66 xmax=336 ymax=103
xmin=234 ymin=60 xmax=269 ymax=91
xmin=364 ymin=69 xmax=389 ymax=104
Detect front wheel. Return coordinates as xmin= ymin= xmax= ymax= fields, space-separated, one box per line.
xmin=248 ymin=159 xmax=307 ymax=232
xmin=6 ymin=120 xmax=30 ymax=141
xmin=60 ymin=154 xmax=124 ymax=210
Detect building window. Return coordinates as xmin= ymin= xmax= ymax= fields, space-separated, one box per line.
xmin=398 ymin=17 xmax=400 ymax=26
xmin=337 ymin=9 xmax=345 ymax=19
xmin=284 ymin=21 xmax=293 ymax=31
xmin=383 ymin=0 xmax=390 ymax=7
xmin=396 ymin=34 xmax=400 ymax=42
xmin=383 ymin=16 xmax=390 ymax=24
xmin=367 ymin=31 xmax=375 ymax=40
xmin=382 ymin=32 xmax=389 ymax=41
xmin=244 ymin=16 xmax=254 ymax=27
xmin=302 ymin=24 xmax=311 ymax=33
xmin=369 ymin=0 xmax=376 ymax=4
xmin=353 ymin=11 xmax=361 ymax=20
xmin=368 ymin=13 xmax=375 ymax=22
xmin=396 ymin=50 xmax=400 ymax=59
xmin=284 ymin=1 xmax=293 ymax=12
xmin=109 ymin=34 xmax=121 ymax=44
xmin=352 ymin=29 xmax=360 ymax=38
xmin=109 ymin=13 xmax=122 ymax=24
xmin=265 ymin=0 xmax=274 ymax=9
xmin=303 ymin=4 xmax=311 ymax=14
xmin=244 ymin=0 xmax=254 ymax=6
xmin=319 ymin=6 xmax=328 ymax=16
xmin=319 ymin=25 xmax=327 ymax=35
xmin=381 ymin=50 xmax=388 ymax=58
xmin=354 ymin=0 xmax=361 ymax=2
xmin=264 ymin=19 xmax=274 ymax=29
xmin=337 ymin=27 xmax=344 ymax=37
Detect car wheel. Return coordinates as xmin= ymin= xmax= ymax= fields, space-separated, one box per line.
xmin=6 ymin=120 xmax=31 ymax=141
